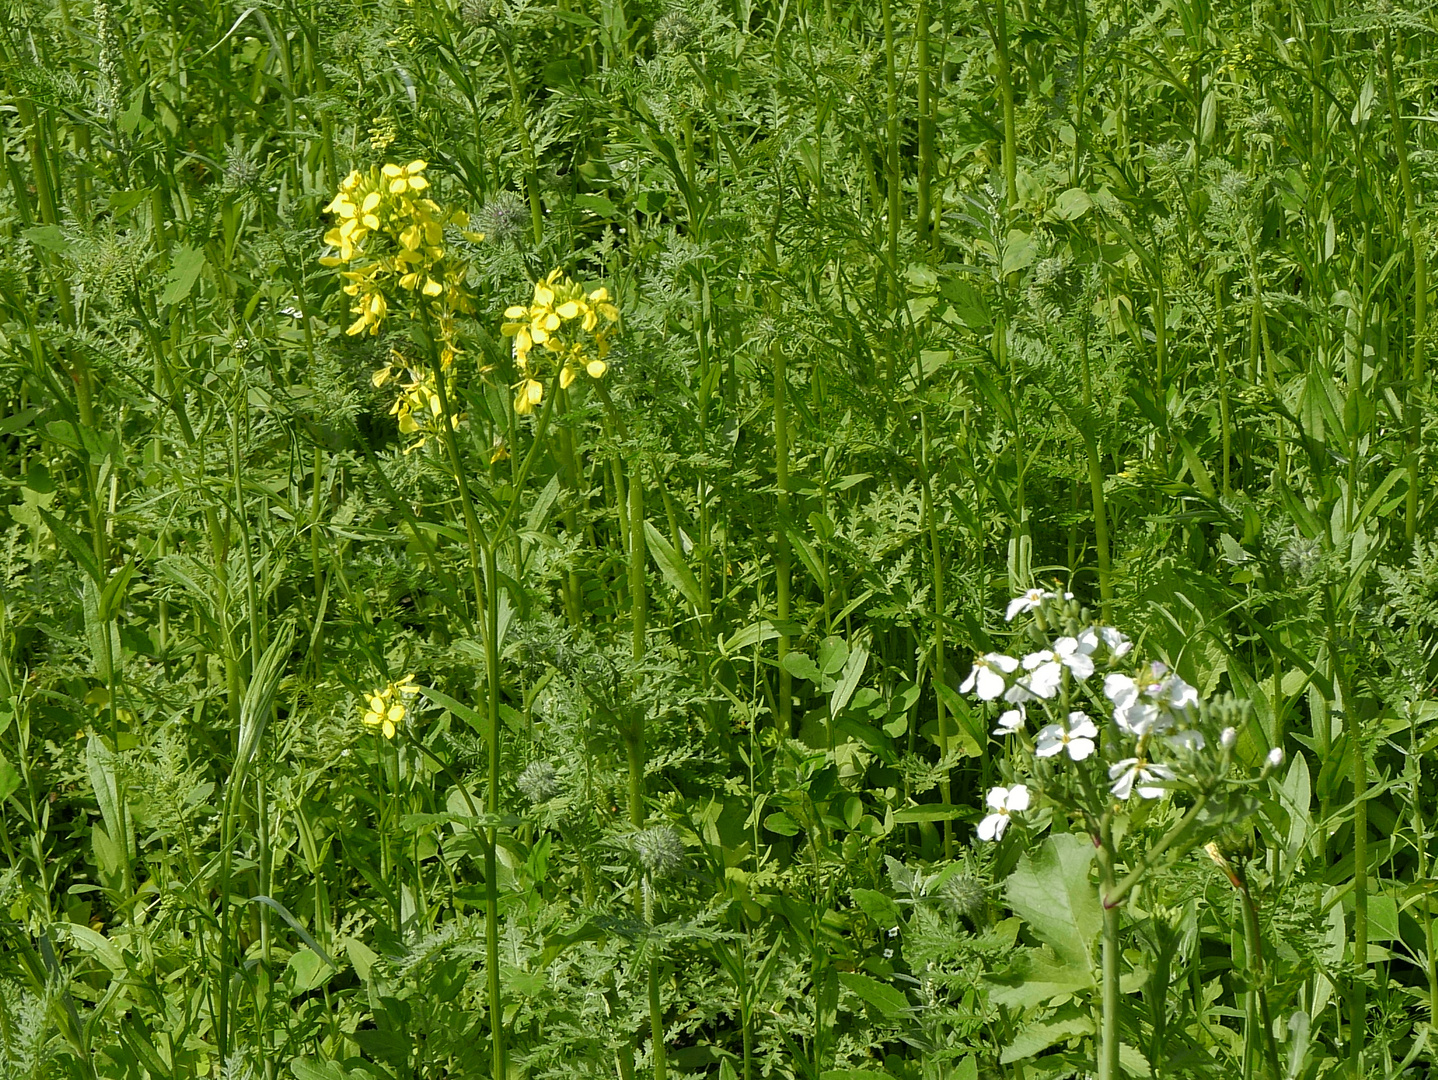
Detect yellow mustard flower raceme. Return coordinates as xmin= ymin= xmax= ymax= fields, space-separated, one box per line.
xmin=361 ymin=674 xmax=418 ymax=739
xmin=319 ymin=160 xmax=482 ymax=340
xmin=500 ymin=270 xmax=619 ymax=414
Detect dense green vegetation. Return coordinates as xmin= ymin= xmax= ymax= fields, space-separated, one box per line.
xmin=3 ymin=0 xmax=1438 ymax=1076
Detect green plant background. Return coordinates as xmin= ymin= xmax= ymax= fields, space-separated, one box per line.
xmin=1 ymin=0 xmax=1436 ymax=1076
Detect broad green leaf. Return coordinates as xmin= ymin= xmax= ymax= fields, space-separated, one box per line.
xmin=837 ymin=971 xmax=908 ymax=1018
xmin=1050 ymin=187 xmax=1093 ymax=220
xmin=291 ymin=1058 xmax=347 ymax=1080
xmin=987 ymin=949 xmax=1094 ymax=1010
xmin=159 ymin=245 xmax=207 ymax=305
xmin=57 ymin=923 xmax=125 ymax=973
xmin=850 ymin=888 xmax=902 ymax=927
xmin=1004 ymin=833 xmax=1100 ymax=969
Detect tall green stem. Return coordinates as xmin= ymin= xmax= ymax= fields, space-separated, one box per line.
xmin=1384 ymin=28 xmax=1427 ymax=543
xmin=1097 ymin=823 xmax=1121 ymax=1080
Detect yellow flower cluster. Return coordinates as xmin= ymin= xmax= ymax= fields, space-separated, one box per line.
xmin=362 ymin=674 xmax=417 ymax=739
xmin=371 ymin=351 xmax=462 ymax=453
xmin=320 ymin=161 xmax=480 ymax=338
xmin=501 ymin=269 xmax=619 ymax=414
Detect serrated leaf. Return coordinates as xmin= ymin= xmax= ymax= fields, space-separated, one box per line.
xmin=1004 ymin=833 xmax=1099 ymax=969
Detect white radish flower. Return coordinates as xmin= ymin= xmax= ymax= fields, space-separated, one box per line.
xmin=960 ymin=653 xmax=1020 ymax=701
xmin=1005 ymin=589 xmax=1054 ymax=621
xmin=1035 ymin=711 xmax=1099 ymax=761
xmin=1053 ymin=635 xmax=1096 ymax=680
xmin=1080 ymin=626 xmax=1132 ymax=658
xmin=1018 ymin=650 xmax=1063 ymax=699
xmin=1104 ymin=673 xmax=1163 ymax=736
xmin=1165 ymin=729 xmax=1206 ymax=754
xmin=977 ymin=784 xmax=1030 ymax=841
xmin=993 ymin=705 xmax=1026 ymax=736
xmin=1109 ymin=759 xmax=1175 ymax=800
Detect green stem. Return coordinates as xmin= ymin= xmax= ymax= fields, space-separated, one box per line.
xmin=1097 ymin=827 xmax=1121 ymax=1080
xmin=1384 ymin=28 xmax=1426 ymax=543
xmin=1238 ymin=883 xmax=1281 ymax=1079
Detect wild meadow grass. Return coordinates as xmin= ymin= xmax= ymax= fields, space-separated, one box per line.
xmin=1 ymin=0 xmax=1437 ymax=1076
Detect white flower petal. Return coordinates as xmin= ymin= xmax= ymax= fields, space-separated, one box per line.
xmin=1006 ymin=785 xmax=1030 ymax=812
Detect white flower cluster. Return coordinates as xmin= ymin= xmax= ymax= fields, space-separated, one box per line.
xmin=962 ymin=590 xmax=1239 ymax=842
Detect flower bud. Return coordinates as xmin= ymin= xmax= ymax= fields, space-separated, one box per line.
xmin=1220 ymin=727 xmax=1237 ymax=750
xmin=1266 ymin=746 xmax=1284 ymax=768
xmin=633 ymin=825 xmax=685 ymax=879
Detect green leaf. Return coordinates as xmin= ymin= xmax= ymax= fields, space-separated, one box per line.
xmin=0 ymin=751 xmax=18 ymax=804
xmin=1004 ymin=833 xmax=1100 ymax=969
xmin=37 ymin=507 xmax=100 ymax=583
xmin=892 ymin=804 xmax=964 ymax=823
xmin=23 ymin=225 xmax=70 ymax=253
xmin=1050 ymin=187 xmax=1093 ymax=220
xmin=159 ymin=245 xmax=207 ymax=305
xmin=999 ymin=1008 xmax=1094 ymax=1063
xmin=420 ymin=684 xmax=488 ymax=736
xmin=645 ymin=521 xmax=703 ymax=607
xmin=987 ymin=949 xmax=1094 ymax=1010
xmin=829 ymin=639 xmax=869 ymax=717
xmin=246 ymin=895 xmax=338 ymax=968
xmin=290 ymin=1058 xmax=348 ymax=1080
xmin=1001 ymin=229 xmax=1038 ymax=275
xmin=850 ymin=888 xmax=902 ymax=927
xmin=781 ymin=650 xmax=823 ymax=683
xmin=837 ymin=971 xmax=908 ymax=1019
xmin=574 ymin=193 xmax=618 ymax=217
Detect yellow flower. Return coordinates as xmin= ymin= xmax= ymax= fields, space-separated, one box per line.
xmin=514 ymin=377 xmax=544 ymax=414
xmin=499 ymin=270 xmax=620 ymax=414
xmin=361 ymin=675 xmax=417 ymax=738
xmin=382 ymin=160 xmax=430 ymax=195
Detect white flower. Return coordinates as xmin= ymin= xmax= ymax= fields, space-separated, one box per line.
xmin=1097 ymin=626 xmax=1132 ymax=657
xmin=1104 ymin=673 xmax=1162 ymax=735
xmin=960 ymin=653 xmax=1020 ymax=700
xmin=1019 ymin=650 xmax=1063 ymax=699
xmin=1003 ymin=681 xmax=1035 ymax=704
xmin=993 ymin=705 xmax=1026 ymax=736
xmin=1006 ymin=589 xmax=1053 ymax=621
xmin=1035 ymin=712 xmax=1099 ymax=761
xmin=1267 ymin=747 xmax=1285 ymax=767
xmin=1220 ymin=726 xmax=1238 ymax=749
xmin=1149 ymin=672 xmax=1198 ymax=712
xmin=1109 ymin=759 xmax=1175 ymax=800
xmin=1165 ymin=730 xmax=1206 ymax=754
xmin=1053 ymin=635 xmax=1096 ymax=680
xmin=977 ymin=784 xmax=1030 ymax=841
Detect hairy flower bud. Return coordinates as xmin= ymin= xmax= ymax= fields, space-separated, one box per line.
xmin=633 ymin=825 xmax=685 ymax=879
xmin=516 ymin=760 xmax=559 ymax=804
